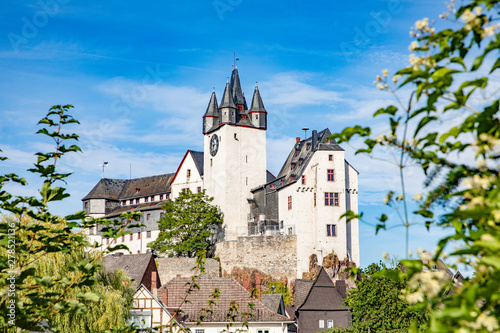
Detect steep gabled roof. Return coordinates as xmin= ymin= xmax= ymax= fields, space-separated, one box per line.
xmin=294 ymin=279 xmax=314 ymax=308
xmin=161 ymin=277 xmax=292 ymax=323
xmin=103 ymin=253 xmax=155 ymax=289
xmin=274 ymin=129 xmax=344 ymax=190
xmin=190 ymin=150 xmax=204 ymax=177
xmin=203 ymin=91 xmax=219 ymax=118
xmin=82 ymin=174 xmax=174 ymax=201
xmin=297 ymin=268 xmax=345 ymax=311
xmin=82 ymin=178 xmax=129 ymax=200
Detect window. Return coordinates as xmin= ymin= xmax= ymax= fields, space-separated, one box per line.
xmin=288 ymin=196 xmax=292 ymax=210
xmin=210 ymin=158 xmax=213 ymax=167
xmin=150 ymin=196 xmax=154 ymax=201
xmin=187 ymin=169 xmax=191 ymax=177
xmin=121 ymin=235 xmax=125 ymax=242
xmin=145 ymin=197 xmax=149 ymax=202
xmin=105 ymin=201 xmax=110 ymax=207
xmin=138 ymin=232 xmax=141 ymax=240
xmin=327 ymin=224 xmax=337 ymax=237
xmin=307 ymin=143 xmax=310 ymax=149
xmin=327 ymin=169 xmax=335 ymax=181
xmin=135 ymin=188 xmax=140 ymax=193
xmin=325 ymin=192 xmax=339 ymax=206
xmin=270 ymin=184 xmax=276 ymax=189
xmin=106 ymin=238 xmax=109 ymax=245
xmin=327 ymin=320 xmax=334 ymax=328
xmin=291 ymin=163 xmax=295 ymax=170
xmin=147 ymin=214 xmax=151 ymax=221
xmin=160 ymin=194 xmax=163 ymax=200
xmin=295 ymin=149 xmax=299 ymax=156
xmin=84 ymin=202 xmax=88 ymax=208
xmin=147 ymin=231 xmax=151 ymax=238
xmin=256 ymin=115 xmax=259 ymax=119
xmin=137 ymin=250 xmax=140 ymax=254
xmin=130 ymin=234 xmax=133 ymax=241
xmin=314 ymin=193 xmax=317 ymax=207
xmin=167 ymin=194 xmax=170 ymax=199
xmin=197 ymin=186 xmax=202 ymax=193
xmin=302 ymin=175 xmax=306 ymax=185
xmin=135 ymin=199 xmax=139 ymax=204
xmin=257 ymin=330 xmax=269 ymax=333
xmin=319 ymin=320 xmax=325 ymax=328
xmin=329 ymin=154 xmax=333 ymax=161
xmin=195 ymin=329 xmax=205 ymax=333
xmin=280 ymin=220 xmax=284 ymax=229
xmin=130 ymin=200 xmax=133 ymax=205
xmin=280 ymin=179 xmax=283 ymax=185
xmin=290 ymin=175 xmax=294 ymax=181
xmin=160 ymin=213 xmax=164 ymax=219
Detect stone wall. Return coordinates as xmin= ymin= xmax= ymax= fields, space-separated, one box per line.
xmin=215 ymin=235 xmax=297 ymax=287
xmin=156 ymin=258 xmax=221 ymax=286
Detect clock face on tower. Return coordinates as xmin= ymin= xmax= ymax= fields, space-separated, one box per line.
xmin=210 ymin=134 xmax=219 ymax=156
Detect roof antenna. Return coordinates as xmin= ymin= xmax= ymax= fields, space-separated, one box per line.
xmin=233 ymin=51 xmax=239 ymax=68
xmin=99 ymin=161 xmax=109 ymax=179
xmin=302 ymin=127 xmax=310 ymax=140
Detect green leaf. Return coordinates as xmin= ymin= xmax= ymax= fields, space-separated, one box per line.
xmin=374 ymin=105 xmax=398 ymax=117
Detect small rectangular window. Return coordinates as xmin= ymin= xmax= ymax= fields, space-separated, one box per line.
xmin=314 ymin=193 xmax=317 ymax=207
xmin=106 ymin=238 xmax=109 ymax=245
xmin=319 ymin=320 xmax=325 ymax=328
xmin=160 ymin=213 xmax=164 ymax=219
xmin=327 ymin=320 xmax=334 ymax=328
xmin=327 ymin=224 xmax=337 ymax=237
xmin=106 ymin=201 xmax=110 ymax=207
xmin=327 ymin=169 xmax=335 ymax=181
xmin=135 ymin=199 xmax=139 ymax=204
xmin=150 ymin=196 xmax=154 ymax=202
xmin=210 ymin=159 xmax=213 ymax=167
xmin=147 ymin=214 xmax=151 ymax=221
xmin=288 ymin=196 xmax=292 ymax=210
xmin=187 ymin=169 xmax=191 ymax=177
xmin=130 ymin=200 xmax=134 ymax=205
xmin=138 ymin=232 xmax=141 ymax=240
xmin=130 ymin=234 xmax=133 ymax=241
xmin=84 ymin=202 xmax=88 ymax=208
xmin=147 ymin=231 xmax=151 ymax=238
xmin=325 ymin=192 xmax=340 ymax=206
xmin=329 ymin=154 xmax=333 ymax=161
xmin=302 ymin=175 xmax=306 ymax=185
xmin=197 ymin=186 xmax=202 ymax=193
xmin=195 ymin=329 xmax=205 ymax=333
xmin=145 ymin=197 xmax=149 ymax=202
xmin=160 ymin=194 xmax=164 ymax=200
xmin=121 ymin=235 xmax=125 ymax=242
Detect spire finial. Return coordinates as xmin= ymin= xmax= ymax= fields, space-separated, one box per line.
xmin=213 ymin=86 xmax=215 ymax=92
xmin=255 ymin=81 xmax=258 ymax=87
xmin=227 ymin=77 xmax=229 ymax=83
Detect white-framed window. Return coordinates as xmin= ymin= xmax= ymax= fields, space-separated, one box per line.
xmin=319 ymin=320 xmax=325 ymax=328
xmin=328 ymin=320 xmax=334 ymax=328
xmin=327 ymin=224 xmax=337 ymax=237
xmin=195 ymin=329 xmax=205 ymax=333
xmin=257 ymin=330 xmax=269 ymax=333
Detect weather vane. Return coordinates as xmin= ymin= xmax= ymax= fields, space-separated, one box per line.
xmin=99 ymin=161 xmax=108 ymax=179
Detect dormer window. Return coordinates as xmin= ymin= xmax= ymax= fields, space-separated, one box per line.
xmin=150 ymin=196 xmax=154 ymax=202
xmin=145 ymin=197 xmax=149 ymax=202
xmin=135 ymin=198 xmax=139 ymax=204
xmin=238 ymin=105 xmax=244 ymax=111
xmin=270 ymin=184 xmax=276 ymax=189
xmin=135 ymin=188 xmax=140 ymax=193
xmin=160 ymin=194 xmax=164 ymax=200
xmin=299 ymin=159 xmax=303 ymax=166
xmin=306 ymin=143 xmax=310 ymax=149
xmin=290 ymin=175 xmax=294 ymax=181
xmin=280 ymin=180 xmax=283 ymax=185
xmin=291 ymin=163 xmax=295 ymax=170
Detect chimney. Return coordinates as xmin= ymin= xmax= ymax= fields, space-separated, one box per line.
xmin=255 ymin=273 xmax=261 ymax=301
xmin=335 ymin=280 xmax=347 ymax=299
xmin=151 ymin=271 xmax=157 ymax=297
xmin=312 ymin=130 xmax=318 ymax=151
xmin=161 ymin=287 xmax=168 ymax=305
xmin=243 ymin=275 xmax=250 ymax=291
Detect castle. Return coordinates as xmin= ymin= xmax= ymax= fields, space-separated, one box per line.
xmin=83 ymin=67 xmax=360 ymax=279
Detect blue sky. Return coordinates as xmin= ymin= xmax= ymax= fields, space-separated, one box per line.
xmin=1 ymin=0 xmax=463 ymax=270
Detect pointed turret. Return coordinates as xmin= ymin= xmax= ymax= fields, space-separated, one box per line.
xmin=219 ymin=79 xmax=237 ymax=125
xmin=249 ymin=83 xmax=267 ymax=129
xmin=203 ymin=90 xmax=219 ymax=134
xmin=230 ymin=67 xmax=246 ymax=111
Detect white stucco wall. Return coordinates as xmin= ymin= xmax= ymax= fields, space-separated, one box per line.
xmin=171 ymin=151 xmax=204 ymax=199
xmin=345 ymin=161 xmax=360 ymax=265
xmin=278 ymin=149 xmax=356 ymax=278
xmin=204 ymin=125 xmax=267 ymax=240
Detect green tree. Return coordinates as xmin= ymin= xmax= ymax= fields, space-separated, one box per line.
xmin=345 ymin=262 xmax=427 ymax=332
xmin=331 ymin=0 xmax=500 ymax=331
xmin=0 ymin=105 xmax=141 ymax=332
xmin=148 ymin=190 xmax=223 ymax=258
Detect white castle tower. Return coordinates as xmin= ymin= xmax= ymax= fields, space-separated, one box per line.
xmin=203 ymin=67 xmax=268 ymax=240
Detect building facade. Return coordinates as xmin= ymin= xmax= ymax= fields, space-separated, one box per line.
xmin=82 ymin=67 xmax=359 ymax=277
